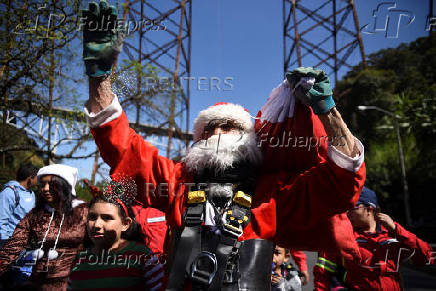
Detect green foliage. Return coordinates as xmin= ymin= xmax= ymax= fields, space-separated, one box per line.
xmin=1 ymin=0 xmax=92 ymax=163
xmin=336 ymin=35 xmax=436 ymax=227
xmin=0 ymin=123 xmax=44 ymax=185
xmin=75 ymin=179 xmax=107 ymax=202
xmin=75 ymin=179 xmax=93 ymax=202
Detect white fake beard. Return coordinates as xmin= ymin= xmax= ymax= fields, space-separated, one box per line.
xmin=183 ymin=131 xmax=263 ymax=174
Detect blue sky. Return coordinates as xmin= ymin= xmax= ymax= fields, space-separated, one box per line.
xmin=188 ymin=0 xmax=429 ymax=118
xmin=54 ymin=0 xmax=431 ymax=180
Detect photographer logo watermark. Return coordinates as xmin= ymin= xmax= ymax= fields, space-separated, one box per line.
xmin=361 ymin=2 xmax=415 ymax=39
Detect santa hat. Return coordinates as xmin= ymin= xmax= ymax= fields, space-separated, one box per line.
xmin=37 ymin=164 xmax=78 ymax=196
xmin=193 ymin=102 xmax=253 ymax=141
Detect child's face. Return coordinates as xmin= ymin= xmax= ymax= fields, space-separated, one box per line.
xmin=87 ymin=202 xmax=131 ymax=249
xmin=273 ymin=246 xmax=286 ymax=268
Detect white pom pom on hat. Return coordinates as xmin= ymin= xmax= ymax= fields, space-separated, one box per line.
xmin=32 ymin=249 xmax=44 ymax=260
xmin=37 ymin=164 xmax=78 ymax=196
xmin=47 ymin=249 xmax=59 ymax=260
xmin=193 ymin=102 xmax=253 ymax=142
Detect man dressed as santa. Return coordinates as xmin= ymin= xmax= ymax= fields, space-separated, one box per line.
xmin=82 ymin=1 xmax=366 ymax=290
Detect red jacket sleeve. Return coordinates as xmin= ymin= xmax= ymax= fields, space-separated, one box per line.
xmin=313 ymin=252 xmax=338 ymax=291
xmin=91 ymin=112 xmax=185 ymax=212
xmin=268 ymin=158 xmax=364 ymax=261
xmin=273 ymin=158 xmax=365 ymax=231
xmin=289 ymin=250 xmax=307 ymax=271
xmin=393 ymin=222 xmax=434 ymax=266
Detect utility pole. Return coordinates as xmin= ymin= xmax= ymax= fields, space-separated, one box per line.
xmin=357 ymin=105 xmax=412 ymax=226
xmin=122 ymin=0 xmax=192 ymax=158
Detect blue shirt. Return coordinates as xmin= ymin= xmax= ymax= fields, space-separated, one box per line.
xmin=0 ymin=181 xmax=35 ymax=240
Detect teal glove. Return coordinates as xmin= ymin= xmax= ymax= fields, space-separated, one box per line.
xmin=285 ymin=67 xmax=335 ymax=115
xmin=82 ymin=0 xmax=125 ymax=77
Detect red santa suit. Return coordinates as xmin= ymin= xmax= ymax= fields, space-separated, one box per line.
xmin=85 ymin=79 xmax=366 ymax=290
xmin=313 ymin=222 xmax=434 ymax=290
xmin=289 ymin=250 xmax=308 ymax=273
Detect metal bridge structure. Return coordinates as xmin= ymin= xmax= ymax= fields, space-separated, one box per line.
xmin=282 ymin=0 xmax=367 ymax=84
xmin=2 ymin=0 xmax=378 ymax=177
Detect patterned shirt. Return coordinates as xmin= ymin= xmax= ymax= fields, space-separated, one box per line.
xmin=69 ymin=241 xmax=164 ymax=291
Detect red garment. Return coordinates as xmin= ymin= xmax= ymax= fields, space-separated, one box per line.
xmin=90 ymin=109 xmax=365 ymax=258
xmin=132 ymin=205 xmax=167 ymax=254
xmin=289 ymin=250 xmax=307 ymax=271
xmin=313 ymin=223 xmax=435 ymax=290
xmin=255 ymin=90 xmax=364 ymax=262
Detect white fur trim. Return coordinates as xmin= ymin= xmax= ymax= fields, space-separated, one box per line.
xmin=37 ymin=164 xmax=78 ymax=196
xmin=72 ymin=199 xmax=85 ymax=208
xmin=327 ymin=137 xmax=364 ymax=173
xmin=294 ymin=76 xmax=315 ymax=90
xmin=259 ymin=80 xmax=295 ymax=124
xmin=193 ymin=103 xmax=253 ymax=141
xmin=84 ymin=95 xmax=122 ymax=128
xmin=183 ymin=131 xmax=262 ymax=173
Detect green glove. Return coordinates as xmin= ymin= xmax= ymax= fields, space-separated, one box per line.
xmin=82 ymin=0 xmax=125 ymax=77
xmin=285 ymin=67 xmax=335 ymax=115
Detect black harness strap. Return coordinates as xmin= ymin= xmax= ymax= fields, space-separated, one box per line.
xmin=167 ymin=189 xmax=253 ymax=290
xmin=209 ymin=203 xmax=251 ymax=290
xmin=166 ymin=203 xmax=204 ymax=291
xmin=209 ymin=235 xmax=238 ymax=290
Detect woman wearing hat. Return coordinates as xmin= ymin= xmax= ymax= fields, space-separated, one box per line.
xmin=0 ymin=164 xmax=88 ymax=290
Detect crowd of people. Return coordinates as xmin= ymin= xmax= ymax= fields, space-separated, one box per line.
xmin=0 ymin=164 xmax=433 ymax=291
xmin=0 ymin=1 xmax=434 ymax=290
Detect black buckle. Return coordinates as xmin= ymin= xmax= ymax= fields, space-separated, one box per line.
xmin=222 ymin=223 xmax=243 ymax=238
xmin=221 ymin=205 xmax=250 ymax=238
xmin=184 ymin=203 xmax=205 ymax=226
xmin=221 ymin=241 xmax=241 ymax=284
xmin=190 ymin=251 xmax=218 ymax=286
xmin=222 ymin=267 xmax=239 ymax=284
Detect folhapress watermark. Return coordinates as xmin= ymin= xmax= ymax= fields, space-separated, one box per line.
xmin=76 ymin=250 xmax=167 ymax=269
xmin=257 ymin=131 xmax=346 ymax=151
xmin=12 ymin=4 xmax=166 ymax=38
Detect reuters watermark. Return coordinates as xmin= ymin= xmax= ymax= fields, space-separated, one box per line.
xmin=144 ymin=182 xmax=233 ymax=198
xmin=144 ymin=76 xmax=234 ymax=92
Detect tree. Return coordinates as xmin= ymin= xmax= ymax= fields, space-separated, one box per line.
xmin=0 ymin=122 xmax=44 ymax=185
xmin=335 ymin=35 xmax=436 ymax=231
xmin=1 ymin=0 xmax=95 ymax=167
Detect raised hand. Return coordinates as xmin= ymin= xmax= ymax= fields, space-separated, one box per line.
xmin=376 ymin=213 xmax=396 ymax=232
xmin=81 ymin=0 xmax=125 ymax=77
xmin=285 ymin=67 xmax=335 ymax=115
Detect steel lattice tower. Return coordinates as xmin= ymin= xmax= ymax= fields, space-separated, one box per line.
xmin=283 ymin=0 xmax=367 ymax=84
xmin=121 ymin=0 xmax=192 ymax=158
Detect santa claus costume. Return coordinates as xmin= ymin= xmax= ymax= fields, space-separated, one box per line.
xmin=85 ymin=69 xmax=366 ymax=290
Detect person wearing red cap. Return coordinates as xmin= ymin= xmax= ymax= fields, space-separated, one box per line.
xmin=313 ymin=187 xmax=434 ymax=290
xmin=81 ymin=1 xmax=366 ymax=289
